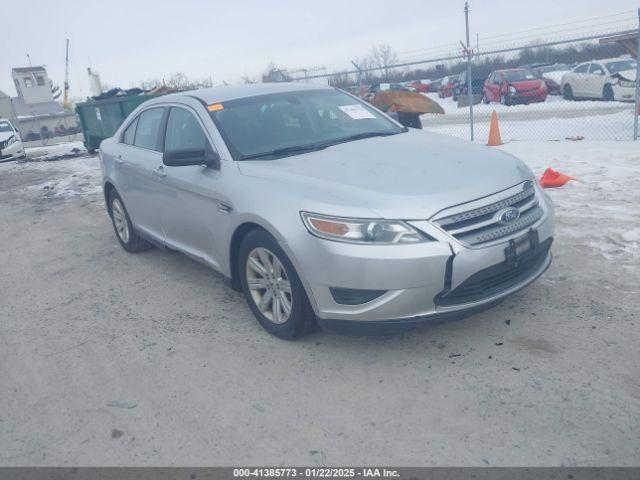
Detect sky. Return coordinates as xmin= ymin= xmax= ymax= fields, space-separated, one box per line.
xmin=1 ymin=0 xmax=638 ymax=99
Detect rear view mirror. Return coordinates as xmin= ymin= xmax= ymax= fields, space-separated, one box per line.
xmin=163 ymin=148 xmax=220 ymax=168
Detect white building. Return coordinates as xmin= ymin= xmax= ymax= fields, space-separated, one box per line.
xmin=0 ymin=66 xmax=78 ymax=141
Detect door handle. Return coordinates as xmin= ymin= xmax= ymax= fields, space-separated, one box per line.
xmin=154 ymin=166 xmax=167 ymax=178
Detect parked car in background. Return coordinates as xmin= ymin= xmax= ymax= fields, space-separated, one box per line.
xmin=533 ymin=64 xmax=571 ymax=95
xmin=438 ymin=75 xmax=458 ymax=98
xmin=430 ymin=77 xmax=443 ymax=93
xmin=0 ymin=119 xmax=25 ymax=162
xmin=452 ymin=70 xmax=487 ymax=101
xmin=483 ymin=68 xmax=548 ymax=106
xmin=410 ymin=79 xmax=433 ymax=93
xmin=99 ymin=83 xmax=554 ymax=339
xmin=561 ymin=58 xmax=637 ymax=102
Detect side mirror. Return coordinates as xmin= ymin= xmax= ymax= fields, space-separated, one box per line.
xmin=163 ymin=148 xmax=220 ymax=168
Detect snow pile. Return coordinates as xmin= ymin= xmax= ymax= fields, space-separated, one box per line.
xmin=24 ymin=141 xmax=88 ymax=162
xmin=499 ymin=141 xmax=640 ymax=261
xmin=1 ymin=154 xmax=103 ymax=201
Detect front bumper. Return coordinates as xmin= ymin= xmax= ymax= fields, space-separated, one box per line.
xmin=0 ymin=140 xmax=25 ymax=162
xmin=612 ymin=84 xmax=636 ymax=102
xmin=293 ymin=186 xmax=554 ymax=325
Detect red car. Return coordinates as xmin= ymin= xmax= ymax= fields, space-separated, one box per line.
xmin=410 ymin=80 xmax=432 ymax=93
xmin=438 ymin=76 xmax=457 ymax=98
xmin=483 ymin=68 xmax=547 ymax=106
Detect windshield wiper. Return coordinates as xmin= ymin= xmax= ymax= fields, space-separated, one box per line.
xmin=239 ymin=144 xmax=328 ymax=160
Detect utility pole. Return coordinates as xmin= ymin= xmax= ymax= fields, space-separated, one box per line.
xmin=634 ymin=8 xmax=640 ymax=140
xmin=26 ymin=54 xmax=32 ymax=66
xmin=464 ymin=2 xmax=474 ymax=141
xmin=63 ymin=38 xmax=70 ymax=110
xmin=351 ymin=61 xmax=363 ymax=95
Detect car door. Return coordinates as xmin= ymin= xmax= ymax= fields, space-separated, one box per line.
xmin=588 ymin=63 xmax=607 ymax=99
xmin=488 ymin=73 xmax=502 ymax=101
xmin=116 ymin=107 xmax=167 ymax=241
xmin=157 ymin=105 xmax=228 ymax=269
xmin=570 ymin=63 xmax=591 ymax=97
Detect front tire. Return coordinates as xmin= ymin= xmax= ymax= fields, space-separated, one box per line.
xmin=108 ymin=190 xmax=153 ymax=253
xmin=239 ymin=229 xmax=316 ymax=339
xmin=603 ymin=84 xmax=614 ymax=102
xmin=500 ymin=93 xmax=511 ymax=106
xmin=563 ymin=84 xmax=574 ymax=100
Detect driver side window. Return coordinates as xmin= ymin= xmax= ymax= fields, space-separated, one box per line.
xmin=164 ymin=107 xmax=214 ymax=153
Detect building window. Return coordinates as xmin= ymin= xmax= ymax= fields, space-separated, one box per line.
xmin=24 ymin=77 xmax=34 ymax=88
xmin=35 ymin=75 xmax=45 ymax=86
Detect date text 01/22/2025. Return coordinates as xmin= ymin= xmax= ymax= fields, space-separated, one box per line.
xmin=232 ymin=468 xmax=400 ymax=478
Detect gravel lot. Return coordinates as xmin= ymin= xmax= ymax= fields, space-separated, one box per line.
xmin=0 ymin=142 xmax=638 ymax=466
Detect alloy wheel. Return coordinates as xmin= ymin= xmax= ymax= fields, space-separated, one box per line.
xmin=245 ymin=247 xmax=293 ymax=324
xmin=111 ymin=198 xmax=130 ymax=244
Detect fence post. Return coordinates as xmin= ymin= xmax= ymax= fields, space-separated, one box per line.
xmin=465 ymin=2 xmax=474 ymax=142
xmin=634 ymin=8 xmax=640 ymax=140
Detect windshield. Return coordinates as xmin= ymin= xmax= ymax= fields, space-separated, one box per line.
xmin=0 ymin=121 xmax=14 ymax=133
xmin=503 ymin=69 xmax=538 ymax=82
xmin=606 ymin=60 xmax=637 ymax=74
xmin=209 ymin=89 xmax=404 ymax=160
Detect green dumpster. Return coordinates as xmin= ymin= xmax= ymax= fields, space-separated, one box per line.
xmin=75 ymin=94 xmax=159 ymax=153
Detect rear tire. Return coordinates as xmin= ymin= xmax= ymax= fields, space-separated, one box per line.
xmin=563 ymin=84 xmax=574 ymax=100
xmin=482 ymin=93 xmax=490 ymax=104
xmin=239 ymin=229 xmax=317 ymax=339
xmin=108 ymin=190 xmax=153 ymax=253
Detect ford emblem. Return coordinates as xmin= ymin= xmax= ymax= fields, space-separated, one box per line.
xmin=497 ymin=207 xmax=520 ymax=225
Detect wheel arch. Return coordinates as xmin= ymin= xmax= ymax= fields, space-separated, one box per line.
xmin=227 ymin=219 xmax=319 ymax=314
xmin=104 ymin=181 xmax=116 ymax=214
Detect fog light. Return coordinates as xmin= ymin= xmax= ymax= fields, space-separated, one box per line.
xmin=330 ymin=287 xmax=387 ymax=305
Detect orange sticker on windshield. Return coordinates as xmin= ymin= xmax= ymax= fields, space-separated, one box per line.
xmin=207 ymin=103 xmax=224 ymax=112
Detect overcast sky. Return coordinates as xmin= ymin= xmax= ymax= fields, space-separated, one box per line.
xmin=1 ymin=0 xmax=638 ymax=98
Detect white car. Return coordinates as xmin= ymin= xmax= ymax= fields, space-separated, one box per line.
xmin=0 ymin=119 xmax=25 ymax=162
xmin=561 ymin=58 xmax=637 ymax=102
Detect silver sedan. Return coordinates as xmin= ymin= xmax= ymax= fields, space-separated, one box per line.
xmin=99 ymin=83 xmax=554 ymax=339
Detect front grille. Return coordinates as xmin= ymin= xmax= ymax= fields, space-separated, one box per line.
xmin=0 ymin=139 xmax=8 ymax=149
xmin=436 ymin=237 xmax=552 ymax=307
xmin=432 ymin=181 xmax=543 ymax=246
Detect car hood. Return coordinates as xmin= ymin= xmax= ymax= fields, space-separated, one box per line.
xmin=0 ymin=132 xmax=16 ymax=142
xmin=237 ymin=130 xmax=534 ymax=219
xmin=612 ymin=68 xmax=636 ymax=81
xmin=511 ymin=79 xmax=543 ymax=90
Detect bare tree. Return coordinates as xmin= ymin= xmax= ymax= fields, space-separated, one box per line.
xmin=369 ymin=44 xmax=398 ymax=80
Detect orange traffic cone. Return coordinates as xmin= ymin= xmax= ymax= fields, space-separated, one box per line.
xmin=539 ymin=167 xmax=577 ymax=188
xmin=487 ymin=110 xmax=502 ymax=146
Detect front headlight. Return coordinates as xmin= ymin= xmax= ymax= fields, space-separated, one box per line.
xmin=7 ymin=135 xmax=17 ymax=146
xmin=509 ymin=85 xmax=517 ymax=95
xmin=301 ymin=212 xmax=430 ymax=244
xmin=619 ymin=80 xmax=635 ymax=88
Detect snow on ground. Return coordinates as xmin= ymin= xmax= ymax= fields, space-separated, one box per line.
xmin=1 ymin=150 xmax=102 ymax=201
xmin=426 ymin=110 xmax=635 ymax=141
xmin=1 ymin=140 xmax=638 ymax=263
xmin=499 ymin=141 xmax=640 ymax=262
xmin=422 ymin=93 xmax=636 ymax=141
xmin=24 ymin=140 xmax=88 ymax=161
xmin=424 ymin=93 xmax=632 ymax=117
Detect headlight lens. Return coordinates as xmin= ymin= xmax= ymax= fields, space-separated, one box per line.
xmin=301 ymin=212 xmax=430 ymax=244
xmin=509 ymin=85 xmax=517 ymax=95
xmin=7 ymin=135 xmax=17 ymax=146
xmin=619 ymin=80 xmax=635 ymax=88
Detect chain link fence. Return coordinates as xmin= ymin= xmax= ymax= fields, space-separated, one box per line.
xmin=290 ymin=21 xmax=640 ymax=142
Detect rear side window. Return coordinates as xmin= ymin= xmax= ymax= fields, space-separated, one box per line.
xmin=589 ymin=64 xmax=605 ymax=75
xmin=122 ymin=118 xmax=138 ymax=145
xmin=133 ymin=108 xmax=164 ymax=151
xmin=164 ymin=108 xmax=212 ymax=152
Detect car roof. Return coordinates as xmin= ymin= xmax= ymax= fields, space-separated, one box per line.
xmin=157 ymin=82 xmax=334 ymax=105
